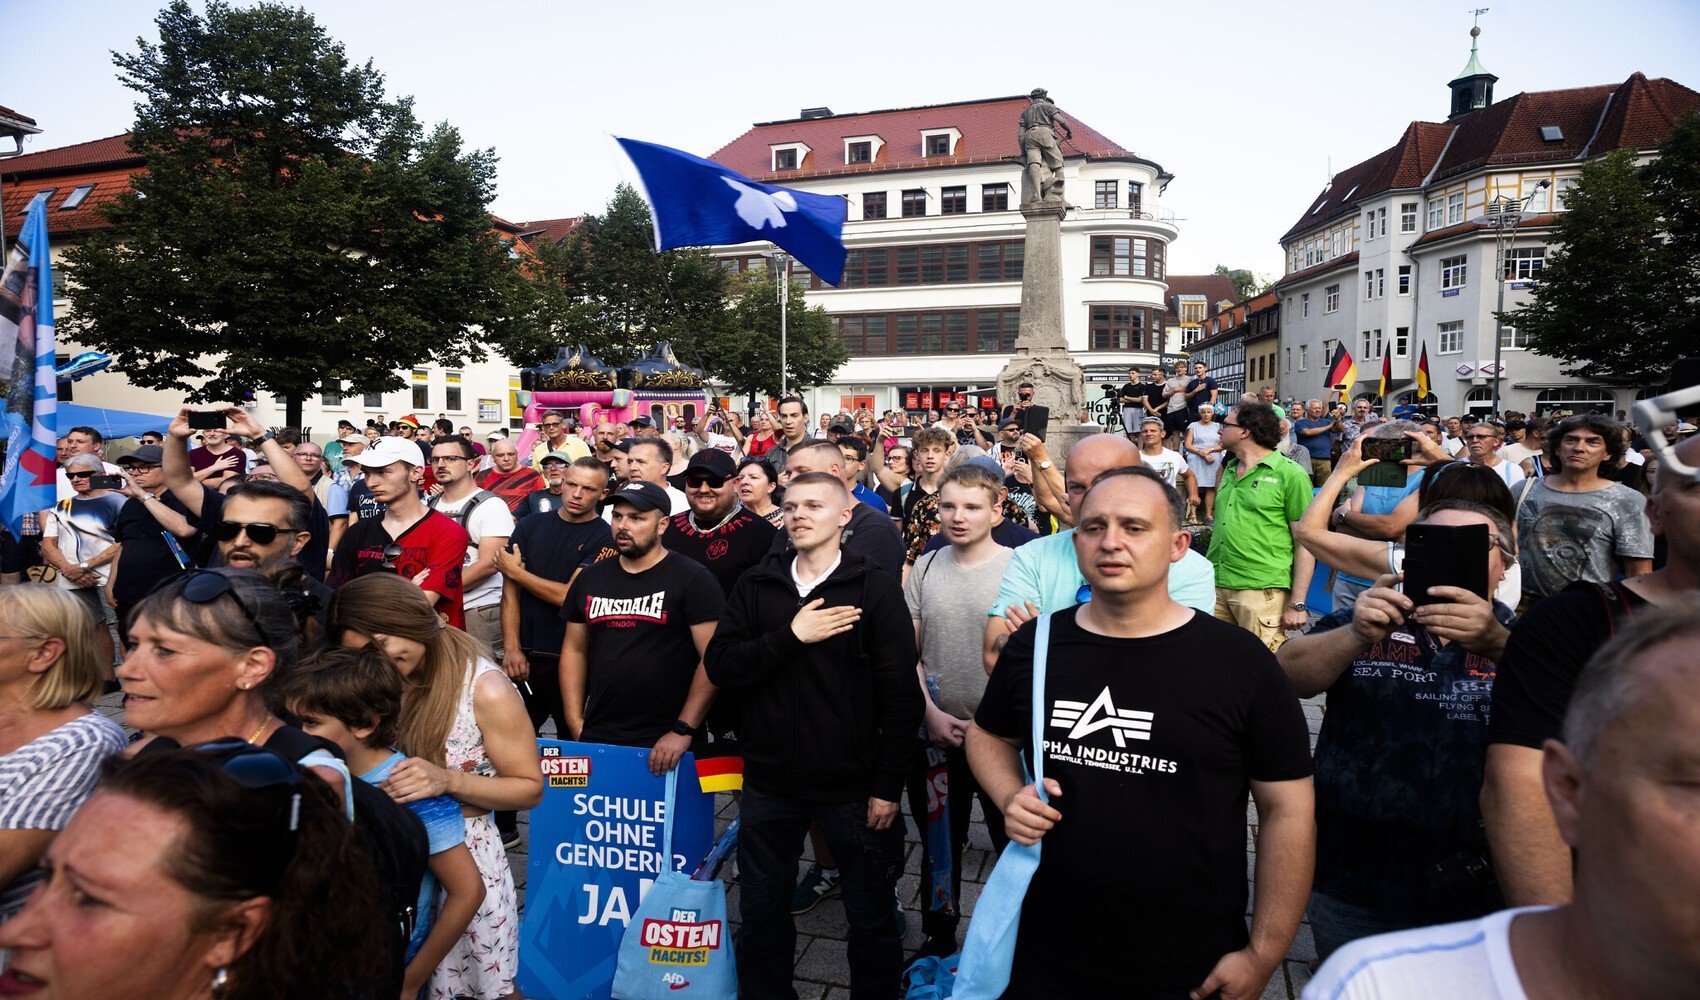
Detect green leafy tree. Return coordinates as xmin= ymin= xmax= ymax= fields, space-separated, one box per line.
xmin=64 ymin=0 xmax=536 ymax=427
xmin=1212 ymin=264 xmax=1266 ymax=301
xmin=1504 ymin=112 xmax=1700 ymax=386
xmin=522 ymin=185 xmax=729 ymax=370
xmin=698 ymin=271 xmax=848 ymax=400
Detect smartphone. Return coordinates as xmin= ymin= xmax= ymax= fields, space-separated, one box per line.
xmin=187 ymin=411 xmax=227 ymax=430
xmin=1021 ymin=404 xmax=1050 ymax=442
xmin=1359 ymin=437 xmax=1413 ymax=488
xmin=89 ymin=474 xmax=123 ymax=490
xmin=1402 ymin=522 xmax=1491 ymax=606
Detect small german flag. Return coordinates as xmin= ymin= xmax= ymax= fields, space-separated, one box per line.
xmin=696 ymin=755 xmax=743 ymax=793
xmin=1378 ymin=349 xmax=1392 ymax=400
xmin=1325 ymin=343 xmax=1358 ymax=391
xmin=1416 ymin=342 xmax=1432 ymax=399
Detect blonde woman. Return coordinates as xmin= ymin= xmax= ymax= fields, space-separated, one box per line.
xmin=0 ymin=584 xmax=126 ymax=921
xmin=328 ymin=573 xmax=541 ymax=1000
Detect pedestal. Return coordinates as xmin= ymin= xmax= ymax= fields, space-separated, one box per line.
xmin=997 ymin=201 xmax=1094 ymax=462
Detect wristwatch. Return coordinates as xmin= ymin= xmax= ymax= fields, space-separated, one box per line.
xmin=1291 ymin=602 xmax=1307 ymax=613
xmin=670 ymin=720 xmax=697 ymax=737
xmin=257 ymin=430 xmax=276 ymax=444
xmin=1038 ymin=460 xmax=1053 ymax=470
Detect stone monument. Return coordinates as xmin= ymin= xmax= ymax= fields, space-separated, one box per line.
xmin=997 ymin=88 xmax=1095 ymax=461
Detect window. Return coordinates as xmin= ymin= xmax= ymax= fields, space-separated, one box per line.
xmin=1555 ymin=177 xmax=1579 ymax=211
xmin=21 ymin=189 xmax=54 ymax=213
xmin=61 ymin=184 xmax=96 ymax=211
xmin=1364 ymin=212 xmax=1375 ymax=241
xmin=1364 ymin=271 xmax=1374 ymax=301
xmin=1428 ymin=198 xmax=1445 ymax=231
xmin=1499 ymin=325 xmax=1534 ymax=350
xmin=1089 ymin=305 xmax=1145 ymax=350
xmin=773 ymin=148 xmax=798 ymax=171
xmin=847 ymin=141 xmax=872 ymax=164
xmin=1299 ymin=345 xmax=1308 ymax=370
xmin=1503 ymin=247 xmax=1546 ymax=281
xmin=363 ymin=392 xmax=383 ymax=408
xmin=925 ymin=134 xmax=950 ymax=157
xmin=1397 ymin=265 xmax=1411 ymax=295
xmin=1128 ymin=181 xmax=1144 ymax=215
xmin=1438 ymin=321 xmax=1464 ymax=354
xmin=1325 ymin=284 xmax=1340 ymax=313
xmin=1440 ymin=255 xmax=1468 ymax=289
xmin=1094 ymin=181 xmax=1118 ymax=209
xmin=319 ymin=382 xmax=344 ymax=408
xmin=1400 ymin=202 xmax=1417 ymax=233
xmin=1534 ymin=385 xmax=1617 ymax=415
xmin=974 ymin=309 xmax=1020 ymax=352
xmin=1285 ymin=348 xmax=1291 ymax=374
xmin=1377 ymin=207 xmax=1388 ymax=238
xmin=1375 ymin=269 xmax=1385 ymax=298
xmin=411 ymin=370 xmax=430 ymax=411
xmin=981 ymin=183 xmax=1009 ymax=212
xmin=444 ymin=371 xmax=463 ymax=412
xmin=863 ymin=191 xmax=887 ymax=219
xmin=1447 ymin=193 xmax=1464 ymax=225
xmin=1301 ymin=293 xmax=1310 ymax=318
xmin=940 ymin=186 xmax=967 ymax=215
xmin=1090 ymin=236 xmax=1147 ymax=277
xmin=901 ymin=189 xmax=926 ymax=217
xmin=1394 ymin=327 xmax=1410 ymax=357
xmin=1323 ymin=339 xmax=1337 ymax=365
xmin=976 ymin=241 xmax=1023 ymax=281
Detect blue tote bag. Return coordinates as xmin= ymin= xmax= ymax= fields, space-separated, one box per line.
xmin=924 ymin=613 xmax=1053 ymax=1000
xmin=611 ymin=769 xmax=737 ymax=999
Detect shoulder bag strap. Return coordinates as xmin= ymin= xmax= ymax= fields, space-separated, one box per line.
xmin=1031 ymin=613 xmax=1052 ymax=800
xmin=660 ymin=765 xmax=680 ymax=874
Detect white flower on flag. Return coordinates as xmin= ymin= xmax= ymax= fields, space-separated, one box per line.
xmin=722 ymin=177 xmax=796 ymax=230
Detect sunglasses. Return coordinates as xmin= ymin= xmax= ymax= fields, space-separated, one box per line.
xmin=147 ymin=569 xmax=271 ymax=645
xmin=194 ymin=738 xmax=305 ymax=797
xmin=210 ymin=520 xmax=288 ymax=545
xmin=685 ymin=474 xmax=728 ymax=489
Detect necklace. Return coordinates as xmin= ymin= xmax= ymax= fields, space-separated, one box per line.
xmin=246 ymin=713 xmax=271 ymax=745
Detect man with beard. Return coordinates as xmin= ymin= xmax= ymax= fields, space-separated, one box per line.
xmin=207 ymin=479 xmax=333 ymax=627
xmin=561 ymin=481 xmax=723 ymax=775
xmin=667 ymin=449 xmax=777 ymax=595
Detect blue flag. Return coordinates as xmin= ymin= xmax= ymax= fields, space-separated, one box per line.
xmin=616 ymin=137 xmax=848 ymax=286
xmin=0 ymin=194 xmax=59 ymax=537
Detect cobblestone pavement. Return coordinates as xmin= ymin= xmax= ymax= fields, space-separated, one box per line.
xmin=95 ymin=693 xmax=1327 ymax=999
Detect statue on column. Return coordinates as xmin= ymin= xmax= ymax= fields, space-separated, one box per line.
xmin=1017 ymin=88 xmax=1072 ymax=207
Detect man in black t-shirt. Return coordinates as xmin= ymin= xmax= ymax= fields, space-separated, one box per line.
xmin=968 ymin=465 xmax=1313 ymax=998
xmin=1117 ymin=366 xmax=1144 ymax=438
xmin=1484 ymin=431 xmax=1700 ymax=906
xmin=110 ymin=445 xmax=201 ymax=635
xmin=561 ymin=481 xmax=723 ymax=775
xmin=667 ymin=449 xmax=777 ymax=595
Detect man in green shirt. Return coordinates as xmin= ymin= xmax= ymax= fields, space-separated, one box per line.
xmin=1209 ymin=403 xmax=1315 ymax=651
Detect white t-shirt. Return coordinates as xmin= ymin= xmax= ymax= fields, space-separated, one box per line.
xmin=1498 ymin=441 xmax=1540 ymax=467
xmin=1139 ymin=448 xmax=1187 ymax=489
xmin=1479 ymin=458 xmax=1527 ymax=491
xmin=431 ymin=491 xmax=515 ymax=611
xmin=1304 ymin=907 xmax=1546 ymax=1000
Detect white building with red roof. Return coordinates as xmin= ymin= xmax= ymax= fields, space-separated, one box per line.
xmin=705 ymin=94 xmax=1183 ymax=416
xmin=1272 ymin=28 xmax=1699 ymax=417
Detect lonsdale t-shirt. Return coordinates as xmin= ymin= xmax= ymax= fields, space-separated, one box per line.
xmin=564 ymin=553 xmax=724 ymax=747
xmin=975 ymin=607 xmax=1312 ymax=993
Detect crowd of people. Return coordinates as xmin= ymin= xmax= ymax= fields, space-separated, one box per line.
xmin=0 ymin=376 xmax=1696 ymax=999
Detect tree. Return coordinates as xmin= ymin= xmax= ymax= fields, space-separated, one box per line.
xmin=1504 ymin=112 xmax=1700 ymax=386
xmin=1212 ymin=264 xmax=1266 ymax=301
xmin=521 ymin=185 xmax=730 ymax=370
xmin=64 ymin=0 xmax=536 ymax=427
xmin=698 ymin=271 xmax=848 ymax=400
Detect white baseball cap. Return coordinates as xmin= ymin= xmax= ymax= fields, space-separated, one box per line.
xmin=344 ymin=435 xmax=420 ymax=469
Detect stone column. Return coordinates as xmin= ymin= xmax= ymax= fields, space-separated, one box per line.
xmin=997 ymin=202 xmax=1094 ymax=461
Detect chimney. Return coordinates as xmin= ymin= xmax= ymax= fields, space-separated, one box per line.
xmin=799 ymin=107 xmax=834 ymax=120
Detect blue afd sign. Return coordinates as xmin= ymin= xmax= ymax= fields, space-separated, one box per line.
xmin=516 ymin=741 xmax=716 ymax=1000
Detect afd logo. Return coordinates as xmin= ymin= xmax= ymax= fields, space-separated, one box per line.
xmin=1049 ymin=687 xmax=1154 ymax=747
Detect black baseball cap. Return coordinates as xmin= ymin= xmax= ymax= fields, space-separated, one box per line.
xmin=629 ymin=415 xmax=654 ymax=428
xmin=684 ymin=449 xmax=736 ymax=479
xmin=118 ymin=445 xmax=164 ymax=466
xmin=828 ymin=421 xmax=854 ymax=434
xmin=608 ymin=481 xmax=670 ymax=513
xmin=998 ymin=418 xmax=1021 ymax=431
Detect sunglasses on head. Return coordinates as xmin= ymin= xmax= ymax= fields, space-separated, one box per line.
xmin=148 ymin=569 xmax=270 ymax=644
xmin=210 ymin=520 xmax=287 ymax=545
xmin=685 ymin=473 xmax=727 ymax=489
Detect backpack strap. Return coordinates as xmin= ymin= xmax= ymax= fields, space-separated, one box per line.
xmin=1590 ymin=580 xmax=1636 ymax=637
xmin=428 ymin=489 xmax=500 ymax=533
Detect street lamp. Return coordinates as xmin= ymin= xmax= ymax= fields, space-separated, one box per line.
xmin=1481 ymin=180 xmax=1549 ymax=415
xmin=760 ymin=249 xmax=791 ymax=399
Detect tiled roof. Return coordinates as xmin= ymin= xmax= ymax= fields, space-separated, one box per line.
xmin=0 ymin=164 xmax=142 ymax=236
xmin=1407 ymin=212 xmax=1556 ymax=251
xmin=709 ymin=96 xmax=1150 ymax=182
xmin=1270 ymin=251 xmax=1360 ymax=292
xmin=514 ymin=216 xmax=584 ymax=245
xmin=0 ymin=104 xmax=38 ymax=130
xmin=1281 ymin=73 xmax=1700 ymax=243
xmin=1 ymin=133 xmax=140 ymax=178
xmin=1162 ymin=274 xmax=1239 ymax=317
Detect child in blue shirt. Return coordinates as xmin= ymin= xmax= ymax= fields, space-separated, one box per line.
xmin=281 ymin=647 xmax=487 ymax=998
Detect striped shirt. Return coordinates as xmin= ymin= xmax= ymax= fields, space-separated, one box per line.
xmin=0 ymin=712 xmax=127 ymax=920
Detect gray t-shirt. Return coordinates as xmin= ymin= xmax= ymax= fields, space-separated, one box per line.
xmin=1515 ymin=479 xmax=1654 ymax=600
xmin=905 ymin=544 xmax=1013 ymax=719
xmin=1164 ymin=375 xmax=1190 ymax=413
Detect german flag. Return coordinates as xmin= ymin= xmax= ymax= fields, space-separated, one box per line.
xmin=1378 ymin=349 xmax=1392 ymax=400
xmin=1325 ymin=343 xmax=1358 ymax=391
xmin=695 ymin=755 xmax=743 ymax=793
xmin=1416 ymin=342 xmax=1432 ymax=398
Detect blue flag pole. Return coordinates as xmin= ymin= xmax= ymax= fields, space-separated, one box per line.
xmin=0 ymin=194 xmax=60 ymax=537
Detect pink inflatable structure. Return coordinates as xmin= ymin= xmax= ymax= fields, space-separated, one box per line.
xmin=514 ymin=342 xmax=709 ymax=458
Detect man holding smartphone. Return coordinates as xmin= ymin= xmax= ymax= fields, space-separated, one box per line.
xmin=1278 ymin=501 xmax=1516 ymax=961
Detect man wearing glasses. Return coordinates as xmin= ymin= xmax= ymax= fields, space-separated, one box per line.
xmin=109 ymin=444 xmax=200 ymax=640
xmin=529 ymin=410 xmax=590 ymax=468
xmin=1464 ymin=423 xmax=1526 ymax=491
xmin=427 ymin=435 xmax=516 ymax=656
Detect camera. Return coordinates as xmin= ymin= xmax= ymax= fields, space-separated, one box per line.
xmin=89 ymin=475 xmax=123 ymax=491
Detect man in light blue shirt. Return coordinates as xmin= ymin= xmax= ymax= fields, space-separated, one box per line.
xmin=983 ymin=434 xmax=1215 ymax=668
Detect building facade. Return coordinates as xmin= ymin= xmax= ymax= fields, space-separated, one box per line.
xmin=1272 ymin=32 xmax=1699 ymax=417
xmin=0 ymin=134 xmax=535 ymax=440
xmin=1189 ymin=290 xmax=1279 ymax=402
xmin=707 ymin=95 xmax=1183 ymax=416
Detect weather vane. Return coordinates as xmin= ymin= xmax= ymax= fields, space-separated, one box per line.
xmin=1472 ymin=7 xmax=1489 ymax=28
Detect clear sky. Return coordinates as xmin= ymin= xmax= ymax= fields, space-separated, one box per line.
xmin=7 ymin=0 xmax=1698 ymax=281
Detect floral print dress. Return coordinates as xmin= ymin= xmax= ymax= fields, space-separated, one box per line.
xmin=429 ymin=657 xmax=520 ymax=1000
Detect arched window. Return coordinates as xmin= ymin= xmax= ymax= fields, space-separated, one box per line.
xmin=1397 ymin=391 xmax=1440 ymax=416
xmin=1464 ymin=386 xmax=1496 ymax=415
xmin=1535 ymin=385 xmax=1616 ymax=417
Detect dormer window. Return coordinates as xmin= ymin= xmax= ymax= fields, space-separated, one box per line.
xmin=920 ymin=128 xmax=962 ymax=158
xmin=770 ymin=142 xmax=810 ymax=172
xmin=842 ymin=135 xmax=883 ymax=165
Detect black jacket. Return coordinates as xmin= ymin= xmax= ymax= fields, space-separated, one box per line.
xmin=767 ymin=500 xmax=904 ymax=582
xmin=705 ymin=549 xmax=921 ymax=803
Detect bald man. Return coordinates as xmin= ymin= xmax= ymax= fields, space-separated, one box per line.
xmin=479 ymin=437 xmax=544 ymax=513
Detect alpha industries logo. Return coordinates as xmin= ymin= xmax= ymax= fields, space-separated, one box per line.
xmin=1049 ymin=687 xmax=1154 ymax=747
xmin=584 ymin=591 xmax=669 ymax=625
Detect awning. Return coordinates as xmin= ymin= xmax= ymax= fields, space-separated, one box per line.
xmin=57 ymin=402 xmax=173 ymax=440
